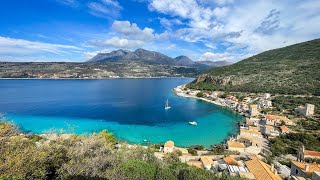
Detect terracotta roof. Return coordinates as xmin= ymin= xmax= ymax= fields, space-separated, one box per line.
xmin=304 ymin=150 xmax=320 ymax=157
xmin=291 ymin=161 xmax=320 ymax=177
xmin=200 ymin=156 xmax=213 ymax=166
xmin=266 ymin=115 xmax=292 ymax=123
xmin=280 ymin=126 xmax=289 ymax=132
xmin=164 ymin=140 xmax=174 ymax=148
xmin=265 ymin=125 xmax=274 ymax=129
xmin=237 ymin=135 xmax=254 ymax=141
xmin=227 ymin=141 xmax=245 ymax=148
xmin=187 ymin=160 xmax=204 ymax=169
xmin=249 ymin=126 xmax=259 ymax=130
xmin=250 ymin=104 xmax=258 ymax=108
xmin=245 ymin=159 xmax=282 ymax=180
xmin=246 ymin=118 xmax=255 ymax=122
xmin=223 ymin=156 xmax=239 ymax=166
xmin=240 ymin=129 xmax=262 ymax=136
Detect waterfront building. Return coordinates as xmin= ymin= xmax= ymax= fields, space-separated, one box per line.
xmin=237 ymin=135 xmax=265 ymax=148
xmin=227 ymin=140 xmax=246 ymax=153
xmin=290 ymin=161 xmax=320 ymax=179
xmin=240 ymin=129 xmax=263 ymax=138
xmin=246 ymin=118 xmax=260 ymax=126
xmin=163 ymin=140 xmax=175 ymax=153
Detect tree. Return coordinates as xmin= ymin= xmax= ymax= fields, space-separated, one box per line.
xmin=116 ymin=160 xmax=156 ymax=180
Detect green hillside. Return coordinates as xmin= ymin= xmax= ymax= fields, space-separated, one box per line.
xmin=188 ymin=38 xmax=320 ymax=95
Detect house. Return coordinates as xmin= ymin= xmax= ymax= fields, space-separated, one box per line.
xmin=245 ymin=157 xmax=282 ymax=180
xmin=227 ymin=140 xmax=246 ymax=153
xmin=264 ymin=93 xmax=271 ymax=99
xmin=223 ymin=156 xmax=240 ymax=166
xmin=240 ymin=129 xmax=263 ymax=138
xmin=248 ymin=125 xmax=260 ymax=132
xmin=290 ymin=161 xmax=320 ymax=179
xmin=258 ymin=99 xmax=272 ymax=108
xmin=249 ymin=105 xmax=259 ymax=117
xmin=265 ymin=115 xmax=293 ymax=126
xmin=187 ymin=160 xmax=204 ymax=169
xmin=246 ymin=118 xmax=260 ymax=126
xmin=295 ymin=104 xmax=315 ymax=117
xmin=163 ymin=140 xmax=175 ymax=153
xmin=297 ymin=146 xmax=320 ymax=162
xmin=237 ymin=135 xmax=265 ymax=148
xmin=262 ymin=125 xmax=279 ymax=137
xmin=243 ymin=97 xmax=251 ymax=103
xmin=280 ymin=126 xmax=290 ymax=134
xmin=200 ymin=156 xmax=214 ymax=170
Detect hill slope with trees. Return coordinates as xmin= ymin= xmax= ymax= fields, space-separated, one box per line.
xmin=188 ymin=38 xmax=320 ymax=95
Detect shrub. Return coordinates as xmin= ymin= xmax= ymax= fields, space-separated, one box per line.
xmin=196 ymin=92 xmax=205 ymax=97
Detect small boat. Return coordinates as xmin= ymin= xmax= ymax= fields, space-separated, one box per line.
xmin=189 ymin=121 xmax=197 ymax=126
xmin=165 ymin=98 xmax=171 ymax=110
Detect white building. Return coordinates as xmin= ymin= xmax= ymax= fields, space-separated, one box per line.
xmin=163 ymin=140 xmax=175 ymax=153
xmin=295 ymin=104 xmax=315 ymax=117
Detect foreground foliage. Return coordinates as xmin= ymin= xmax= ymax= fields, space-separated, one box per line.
xmin=0 ymin=122 xmax=245 ymax=180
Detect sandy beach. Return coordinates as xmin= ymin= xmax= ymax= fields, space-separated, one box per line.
xmin=174 ymin=85 xmax=226 ymax=107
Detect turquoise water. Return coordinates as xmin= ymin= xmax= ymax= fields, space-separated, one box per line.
xmin=0 ymin=79 xmax=243 ymax=147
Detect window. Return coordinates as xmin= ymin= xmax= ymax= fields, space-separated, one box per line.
xmin=295 ymin=169 xmax=298 ymax=175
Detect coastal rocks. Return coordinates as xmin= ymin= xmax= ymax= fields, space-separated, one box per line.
xmin=194 ymin=74 xmax=250 ymax=86
xmin=195 ymin=74 xmax=232 ymax=85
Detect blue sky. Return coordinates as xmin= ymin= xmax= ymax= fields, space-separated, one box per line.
xmin=0 ymin=0 xmax=319 ymax=62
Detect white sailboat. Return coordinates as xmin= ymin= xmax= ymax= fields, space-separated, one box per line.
xmin=165 ymin=98 xmax=171 ymax=110
xmin=189 ymin=121 xmax=197 ymax=126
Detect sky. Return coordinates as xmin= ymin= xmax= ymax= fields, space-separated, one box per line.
xmin=0 ymin=0 xmax=319 ymax=62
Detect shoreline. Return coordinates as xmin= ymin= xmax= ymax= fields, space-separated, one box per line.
xmin=174 ymin=85 xmax=226 ymax=108
xmin=0 ymin=77 xmax=196 ymax=80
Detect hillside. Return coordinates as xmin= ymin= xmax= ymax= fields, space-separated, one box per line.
xmin=0 ymin=61 xmax=203 ymax=78
xmin=188 ymin=38 xmax=320 ymax=95
xmin=89 ymin=48 xmax=231 ymax=69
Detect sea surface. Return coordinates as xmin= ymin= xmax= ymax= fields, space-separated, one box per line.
xmin=0 ymin=78 xmax=243 ymax=147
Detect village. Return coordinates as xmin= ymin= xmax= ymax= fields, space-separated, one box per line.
xmin=152 ymin=85 xmax=320 ymax=180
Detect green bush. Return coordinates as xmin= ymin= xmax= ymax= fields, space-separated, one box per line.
xmin=196 ymin=92 xmax=205 ymax=97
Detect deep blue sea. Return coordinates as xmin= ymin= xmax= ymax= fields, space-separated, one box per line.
xmin=0 ymin=78 xmax=243 ymax=147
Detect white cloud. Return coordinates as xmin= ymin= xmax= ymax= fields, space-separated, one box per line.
xmin=56 ymin=0 xmax=79 ymax=7
xmin=198 ymin=52 xmax=253 ymax=62
xmin=88 ymin=0 xmax=122 ymax=18
xmin=213 ymin=0 xmax=234 ymax=6
xmin=149 ymin=0 xmax=320 ymax=61
xmin=87 ymin=20 xmax=167 ymax=50
xmin=88 ymin=37 xmax=144 ymax=49
xmin=158 ymin=17 xmax=183 ymax=30
xmin=112 ymin=21 xmax=154 ymax=41
xmin=0 ymin=36 xmax=81 ymax=55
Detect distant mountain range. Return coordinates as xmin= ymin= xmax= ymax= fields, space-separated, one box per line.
xmin=188 ymin=38 xmax=320 ymax=95
xmin=0 ymin=48 xmax=232 ymax=79
xmin=89 ymin=48 xmax=232 ymax=68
